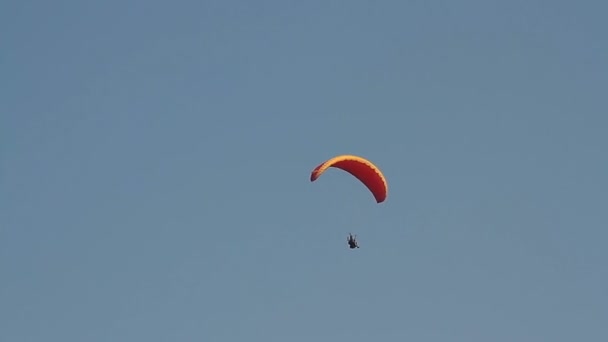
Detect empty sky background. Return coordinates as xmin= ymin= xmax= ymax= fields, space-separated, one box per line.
xmin=2 ymin=1 xmax=607 ymax=341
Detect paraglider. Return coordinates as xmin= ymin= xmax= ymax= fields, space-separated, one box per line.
xmin=310 ymin=154 xmax=388 ymax=249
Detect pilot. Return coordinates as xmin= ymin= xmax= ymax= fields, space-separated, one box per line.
xmin=347 ymin=233 xmax=359 ymax=249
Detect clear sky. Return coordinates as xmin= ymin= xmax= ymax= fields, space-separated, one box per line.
xmin=2 ymin=1 xmax=607 ymax=341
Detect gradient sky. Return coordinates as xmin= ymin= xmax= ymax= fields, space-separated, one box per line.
xmin=2 ymin=1 xmax=607 ymax=341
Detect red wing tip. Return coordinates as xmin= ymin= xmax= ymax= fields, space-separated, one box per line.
xmin=310 ymin=172 xmax=318 ymax=182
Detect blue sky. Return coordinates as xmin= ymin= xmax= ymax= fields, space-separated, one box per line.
xmin=2 ymin=1 xmax=607 ymax=341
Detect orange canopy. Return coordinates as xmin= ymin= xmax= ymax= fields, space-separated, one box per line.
xmin=310 ymin=154 xmax=388 ymax=203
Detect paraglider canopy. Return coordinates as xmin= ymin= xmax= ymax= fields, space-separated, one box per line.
xmin=310 ymin=154 xmax=388 ymax=203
